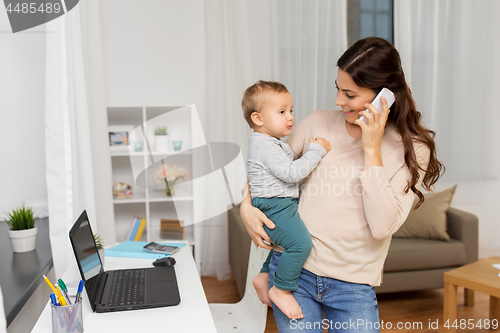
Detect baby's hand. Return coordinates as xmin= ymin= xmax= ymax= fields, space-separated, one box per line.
xmin=309 ymin=137 xmax=331 ymax=153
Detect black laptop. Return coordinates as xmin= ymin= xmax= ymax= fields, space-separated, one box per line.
xmin=69 ymin=210 xmax=181 ymax=313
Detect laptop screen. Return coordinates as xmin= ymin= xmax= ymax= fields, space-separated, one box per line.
xmin=69 ymin=210 xmax=105 ymax=308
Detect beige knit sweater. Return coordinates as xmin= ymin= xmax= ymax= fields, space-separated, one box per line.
xmin=286 ymin=109 xmax=430 ymax=286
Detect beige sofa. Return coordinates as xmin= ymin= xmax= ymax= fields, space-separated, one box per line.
xmin=228 ymin=206 xmax=478 ymax=297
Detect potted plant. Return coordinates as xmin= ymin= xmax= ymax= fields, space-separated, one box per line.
xmin=154 ymin=125 xmax=170 ymax=152
xmin=5 ymin=204 xmax=38 ymax=253
xmin=94 ymin=234 xmax=105 ymax=265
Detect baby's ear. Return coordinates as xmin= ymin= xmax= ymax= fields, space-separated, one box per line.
xmin=251 ymin=112 xmax=263 ymax=127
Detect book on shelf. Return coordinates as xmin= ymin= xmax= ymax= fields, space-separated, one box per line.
xmin=126 ymin=215 xmax=146 ymax=241
xmin=134 ymin=218 xmax=147 ymax=241
xmin=126 ymin=215 xmax=139 ymax=240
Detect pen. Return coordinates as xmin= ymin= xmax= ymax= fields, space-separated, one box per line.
xmin=50 ymin=293 xmax=65 ymax=329
xmin=42 ymin=274 xmax=58 ymax=295
xmin=75 ymin=280 xmax=84 ymax=302
xmin=55 ymin=284 xmax=67 ymax=306
xmin=49 ymin=293 xmax=60 ymax=306
xmin=58 ymin=279 xmax=72 ymax=305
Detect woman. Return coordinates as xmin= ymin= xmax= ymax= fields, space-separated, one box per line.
xmin=240 ymin=37 xmax=444 ymax=332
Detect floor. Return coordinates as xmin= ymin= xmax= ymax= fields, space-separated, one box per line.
xmin=201 ymin=276 xmax=495 ymax=333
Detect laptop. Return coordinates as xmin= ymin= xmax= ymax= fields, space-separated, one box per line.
xmin=69 ymin=210 xmax=181 ymax=313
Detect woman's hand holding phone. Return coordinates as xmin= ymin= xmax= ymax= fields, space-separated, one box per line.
xmin=355 ymin=92 xmax=393 ymax=169
xmin=357 ymin=96 xmax=390 ymax=149
xmin=355 ymin=88 xmax=394 ymax=152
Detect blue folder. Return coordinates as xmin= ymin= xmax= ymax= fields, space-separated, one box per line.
xmin=105 ymin=241 xmax=186 ymax=259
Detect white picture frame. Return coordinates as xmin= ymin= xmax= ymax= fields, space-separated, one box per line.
xmin=108 ymin=125 xmax=134 ymax=151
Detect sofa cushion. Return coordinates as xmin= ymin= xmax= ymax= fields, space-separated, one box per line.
xmin=393 ymin=185 xmax=457 ymax=241
xmin=383 ymin=238 xmax=466 ymax=273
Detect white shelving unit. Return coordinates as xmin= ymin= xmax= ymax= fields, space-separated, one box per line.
xmin=107 ymin=104 xmax=204 ymax=272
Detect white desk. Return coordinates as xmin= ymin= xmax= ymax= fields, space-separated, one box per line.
xmin=31 ymin=244 xmax=216 ymax=332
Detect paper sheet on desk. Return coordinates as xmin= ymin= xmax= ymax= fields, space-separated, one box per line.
xmin=493 ymin=264 xmax=500 ymax=277
xmin=105 ymin=241 xmax=186 ymax=259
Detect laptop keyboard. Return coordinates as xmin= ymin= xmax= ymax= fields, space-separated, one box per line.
xmin=109 ymin=269 xmax=145 ymax=307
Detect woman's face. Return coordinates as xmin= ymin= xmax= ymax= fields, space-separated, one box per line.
xmin=335 ymin=69 xmax=377 ymax=124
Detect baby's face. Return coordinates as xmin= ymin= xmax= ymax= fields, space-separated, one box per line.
xmin=256 ymin=91 xmax=294 ymax=139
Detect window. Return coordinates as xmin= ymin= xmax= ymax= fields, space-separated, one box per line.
xmin=347 ymin=0 xmax=394 ymax=46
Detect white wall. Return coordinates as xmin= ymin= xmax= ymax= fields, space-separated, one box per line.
xmin=99 ymin=0 xmax=206 ymax=123
xmin=0 ymin=11 xmax=48 ymax=217
xmin=98 ymin=0 xmax=207 ymax=253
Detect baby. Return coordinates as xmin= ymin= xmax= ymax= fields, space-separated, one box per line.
xmin=242 ymin=80 xmax=331 ymax=319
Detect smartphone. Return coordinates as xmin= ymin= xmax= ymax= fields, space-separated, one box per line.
xmin=143 ymin=242 xmax=180 ymax=255
xmin=359 ymin=87 xmax=395 ymax=124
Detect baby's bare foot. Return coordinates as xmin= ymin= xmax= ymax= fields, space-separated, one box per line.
xmin=268 ymin=286 xmax=303 ymax=319
xmin=252 ymin=273 xmax=271 ymax=306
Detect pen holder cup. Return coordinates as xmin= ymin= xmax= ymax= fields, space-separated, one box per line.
xmin=51 ymin=297 xmax=83 ymax=333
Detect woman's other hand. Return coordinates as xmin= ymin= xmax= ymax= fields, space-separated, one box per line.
xmin=240 ymin=199 xmax=275 ymax=249
xmin=309 ymin=137 xmax=332 ymax=153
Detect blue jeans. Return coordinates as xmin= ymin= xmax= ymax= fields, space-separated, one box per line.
xmin=269 ymin=251 xmax=380 ymax=333
xmin=251 ymin=197 xmax=312 ymax=291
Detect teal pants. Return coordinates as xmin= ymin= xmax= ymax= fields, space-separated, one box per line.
xmin=251 ymin=197 xmax=312 ymax=291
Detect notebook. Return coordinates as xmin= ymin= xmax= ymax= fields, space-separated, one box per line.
xmin=105 ymin=240 xmax=186 ymax=259
xmin=69 ymin=210 xmax=181 ymax=313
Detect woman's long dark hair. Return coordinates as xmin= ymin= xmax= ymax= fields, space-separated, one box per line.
xmin=337 ymin=37 xmax=444 ymax=208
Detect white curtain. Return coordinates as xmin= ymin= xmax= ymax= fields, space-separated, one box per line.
xmin=0 ymin=285 xmax=5 ymax=333
xmin=202 ymin=0 xmax=267 ymax=280
xmin=203 ymin=0 xmax=347 ymax=278
xmin=272 ymin=1 xmax=347 ymax=124
xmin=80 ymin=0 xmax=117 ymax=250
xmin=395 ymin=0 xmax=500 ymax=257
xmin=45 ymin=0 xmax=114 ymax=277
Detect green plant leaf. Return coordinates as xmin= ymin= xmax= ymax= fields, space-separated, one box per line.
xmin=5 ymin=204 xmax=37 ymax=230
xmin=154 ymin=125 xmax=168 ymax=135
xmin=94 ymin=234 xmax=104 ymax=251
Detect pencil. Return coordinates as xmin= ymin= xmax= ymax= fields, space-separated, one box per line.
xmin=42 ymin=275 xmax=58 ymax=294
